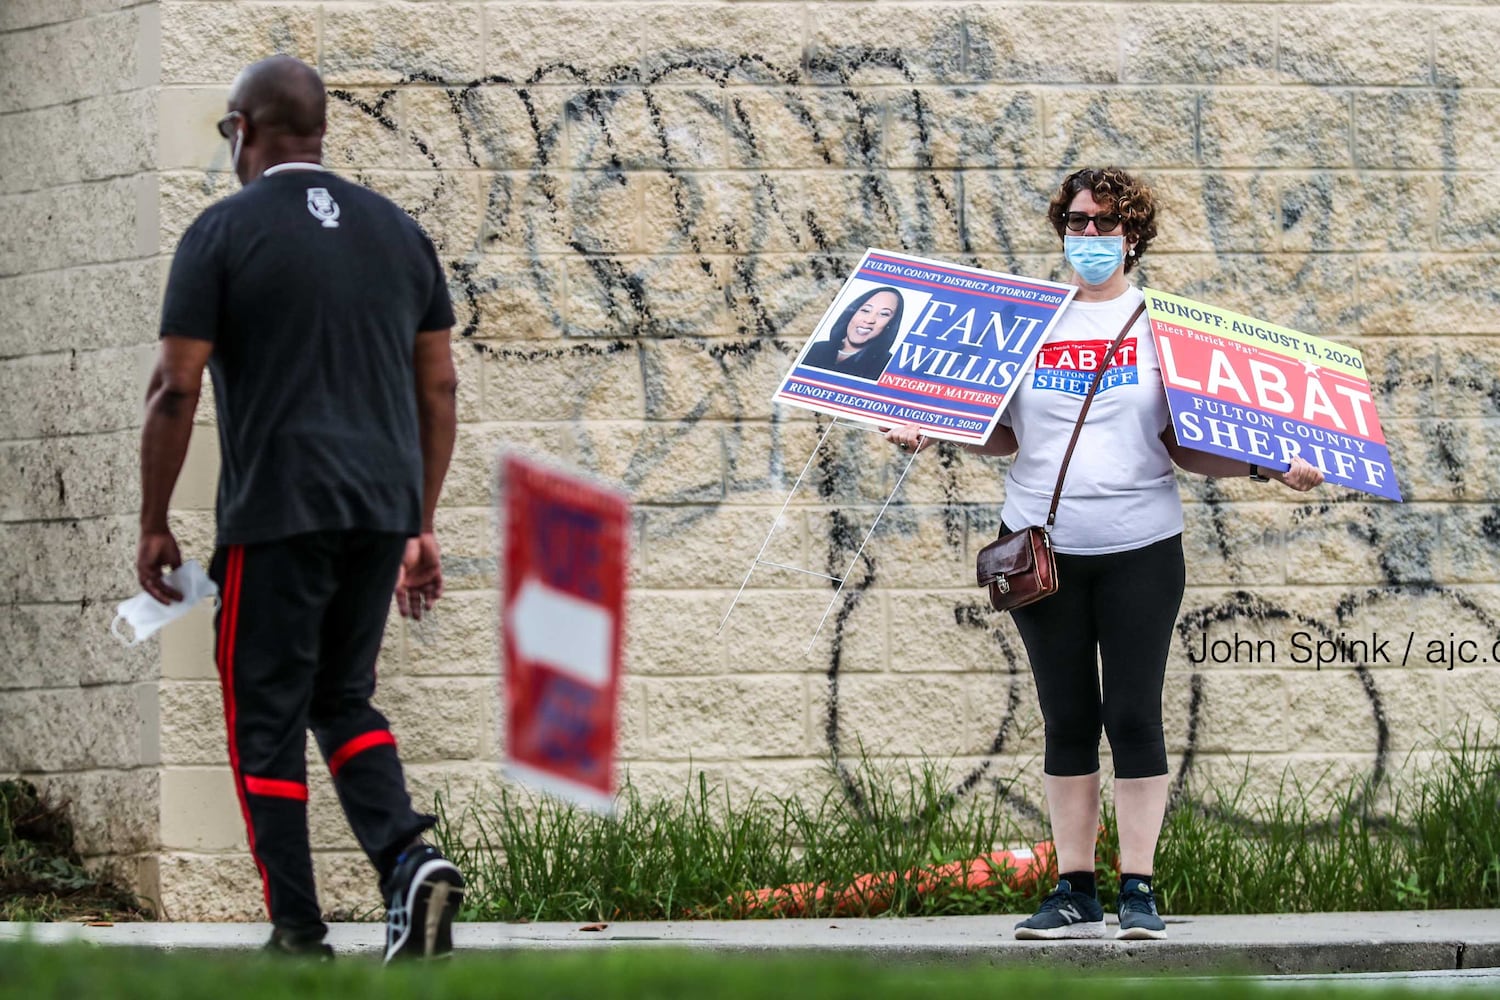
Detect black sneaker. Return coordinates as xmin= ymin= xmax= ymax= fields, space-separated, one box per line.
xmin=264 ymin=925 xmax=334 ymax=960
xmin=1116 ymin=877 xmax=1167 ymax=940
xmin=1013 ymin=879 xmax=1107 ymax=939
xmin=383 ymin=843 xmax=464 ymax=963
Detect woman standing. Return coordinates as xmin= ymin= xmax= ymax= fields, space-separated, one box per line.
xmin=886 ymin=167 xmax=1323 ymax=940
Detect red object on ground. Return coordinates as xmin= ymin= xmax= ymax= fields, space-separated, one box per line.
xmin=731 ymin=841 xmax=1055 ymax=917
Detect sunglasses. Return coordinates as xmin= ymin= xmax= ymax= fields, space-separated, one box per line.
xmin=215 ymin=110 xmax=245 ymax=140
xmin=1062 ymin=212 xmax=1122 ymax=233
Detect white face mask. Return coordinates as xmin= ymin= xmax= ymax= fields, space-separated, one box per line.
xmin=111 ymin=559 xmax=220 ymax=647
xmin=231 ymin=126 xmax=244 ymax=177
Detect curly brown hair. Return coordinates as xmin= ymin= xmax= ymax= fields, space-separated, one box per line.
xmin=1046 ymin=167 xmax=1159 ymax=274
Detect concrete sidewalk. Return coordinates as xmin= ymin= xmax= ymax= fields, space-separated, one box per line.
xmin=4 ymin=911 xmax=1499 ymax=975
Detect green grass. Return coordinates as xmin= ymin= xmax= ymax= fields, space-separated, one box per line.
xmin=434 ymin=735 xmax=1500 ymax=922
xmin=438 ymin=758 xmax=1039 ymax=923
xmin=1153 ymin=732 xmax=1500 ymax=915
xmin=0 ymin=943 xmax=1476 ymax=1000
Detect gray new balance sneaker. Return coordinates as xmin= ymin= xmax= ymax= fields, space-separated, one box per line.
xmin=1013 ymin=879 xmax=1107 ymax=940
xmin=1116 ymin=877 xmax=1168 ymax=940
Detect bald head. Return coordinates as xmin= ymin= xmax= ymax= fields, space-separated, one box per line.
xmin=229 ymin=55 xmax=326 ymax=139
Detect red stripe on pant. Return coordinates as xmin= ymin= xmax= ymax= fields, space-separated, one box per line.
xmin=215 ymin=545 xmax=274 ymax=916
xmin=244 ymin=775 xmax=310 ymax=801
xmin=327 ymin=730 xmax=397 ymax=778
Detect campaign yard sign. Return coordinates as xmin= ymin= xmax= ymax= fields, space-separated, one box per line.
xmin=1144 ymin=289 xmax=1401 ymax=501
xmin=500 ymin=454 xmax=631 ymax=813
xmin=773 ymin=249 xmax=1077 ymax=443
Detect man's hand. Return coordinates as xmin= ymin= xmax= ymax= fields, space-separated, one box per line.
xmin=137 ymin=530 xmax=185 ymax=603
xmin=396 ymin=531 xmax=443 ymax=620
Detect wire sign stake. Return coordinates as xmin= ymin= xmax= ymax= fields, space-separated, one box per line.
xmin=717 ymin=418 xmax=922 ymax=653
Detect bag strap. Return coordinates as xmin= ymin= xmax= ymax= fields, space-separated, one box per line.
xmin=1044 ymin=300 xmax=1147 ymax=530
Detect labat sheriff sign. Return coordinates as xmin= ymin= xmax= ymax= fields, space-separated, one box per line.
xmin=1145 ymin=288 xmax=1401 ymax=501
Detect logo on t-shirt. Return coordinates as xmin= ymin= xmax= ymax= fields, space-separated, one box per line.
xmin=307 ymin=188 xmax=341 ymax=228
xmin=1031 ymin=338 xmax=1138 ymax=396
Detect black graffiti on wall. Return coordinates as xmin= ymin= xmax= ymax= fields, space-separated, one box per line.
xmin=314 ymin=51 xmax=1497 ymax=826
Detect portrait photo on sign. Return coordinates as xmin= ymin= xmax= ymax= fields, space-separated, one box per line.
xmin=796 ymin=282 xmax=927 ymax=383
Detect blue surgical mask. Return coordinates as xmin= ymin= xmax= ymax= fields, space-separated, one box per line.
xmin=1064 ymin=235 xmax=1125 ymax=286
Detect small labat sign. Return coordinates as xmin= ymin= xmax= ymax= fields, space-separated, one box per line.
xmin=1144 ymin=288 xmax=1400 ymax=500
xmin=500 ymin=454 xmax=630 ymax=812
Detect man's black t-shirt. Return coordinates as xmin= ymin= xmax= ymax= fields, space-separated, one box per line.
xmin=160 ymin=168 xmax=455 ymax=546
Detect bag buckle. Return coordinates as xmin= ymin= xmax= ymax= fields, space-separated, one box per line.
xmin=995 ymin=576 xmax=1010 ymax=594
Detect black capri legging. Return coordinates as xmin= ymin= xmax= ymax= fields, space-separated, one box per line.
xmin=1007 ymin=531 xmax=1185 ymax=779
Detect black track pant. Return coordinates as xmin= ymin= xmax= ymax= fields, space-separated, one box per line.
xmin=1008 ymin=531 xmax=1185 ymax=779
xmin=210 ymin=530 xmax=433 ymax=934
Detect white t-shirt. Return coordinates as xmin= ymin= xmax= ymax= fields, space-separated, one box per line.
xmin=998 ymin=286 xmax=1183 ymax=555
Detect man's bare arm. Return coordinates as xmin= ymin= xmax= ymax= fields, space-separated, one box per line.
xmin=412 ymin=328 xmax=458 ymax=533
xmin=137 ymin=336 xmax=212 ymax=601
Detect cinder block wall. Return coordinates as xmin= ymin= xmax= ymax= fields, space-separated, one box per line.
xmin=3 ymin=1 xmax=1498 ymax=921
xmin=0 ymin=1 xmax=168 ymax=902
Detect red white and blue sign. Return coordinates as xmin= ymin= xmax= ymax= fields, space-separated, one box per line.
xmin=773 ymin=249 xmax=1077 ymax=443
xmin=1145 ymin=288 xmax=1401 ymax=501
xmin=501 ymin=454 xmax=631 ymax=813
xmin=1029 ymin=337 xmax=1142 ymax=396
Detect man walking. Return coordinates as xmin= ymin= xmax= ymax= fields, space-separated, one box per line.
xmin=136 ymin=55 xmax=463 ymax=961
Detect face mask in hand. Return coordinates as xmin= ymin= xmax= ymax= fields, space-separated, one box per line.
xmin=1064 ymin=235 xmax=1126 ymax=286
xmin=111 ymin=559 xmax=220 ymax=647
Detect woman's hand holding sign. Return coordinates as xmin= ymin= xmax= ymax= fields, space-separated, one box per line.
xmin=882 ymin=424 xmax=929 ymax=454
xmin=1271 ymin=456 xmax=1324 ymax=491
